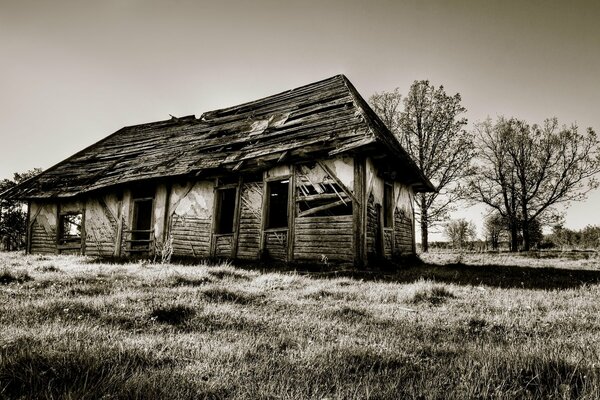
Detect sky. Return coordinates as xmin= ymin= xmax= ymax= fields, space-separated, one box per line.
xmin=1 ymin=0 xmax=599 ymax=240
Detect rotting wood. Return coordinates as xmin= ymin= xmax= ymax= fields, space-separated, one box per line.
xmin=297 ymin=199 xmax=346 ymax=218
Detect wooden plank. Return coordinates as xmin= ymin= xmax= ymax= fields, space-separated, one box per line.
xmin=259 ymin=171 xmax=268 ymax=258
xmin=26 ymin=200 xmax=32 ymax=254
xmin=296 ymin=192 xmax=349 ymax=202
xmin=298 ymin=199 xmax=347 ymax=218
xmin=81 ymin=200 xmax=86 ymax=255
xmin=353 ymin=156 xmax=366 ymax=267
xmin=296 ymin=215 xmax=353 ymax=223
xmin=287 ymin=164 xmax=296 ymax=262
xmin=231 ymin=176 xmax=242 ymax=258
xmin=55 ymin=203 xmax=61 ymax=255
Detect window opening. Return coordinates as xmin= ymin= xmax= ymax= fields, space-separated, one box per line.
xmin=59 ymin=213 xmax=82 ymax=245
xmin=267 ymin=180 xmax=289 ymax=229
xmin=131 ymin=199 xmax=153 ymax=249
xmin=384 ymin=182 xmax=394 ymax=228
xmin=215 ymin=188 xmax=237 ymax=234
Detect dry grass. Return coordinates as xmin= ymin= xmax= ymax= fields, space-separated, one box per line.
xmin=0 ymin=251 xmax=600 ymax=399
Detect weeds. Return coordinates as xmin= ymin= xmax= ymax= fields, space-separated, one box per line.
xmin=0 ymin=269 xmax=32 ymax=284
xmin=202 ymin=287 xmax=261 ymax=304
xmin=410 ymin=285 xmax=456 ymax=305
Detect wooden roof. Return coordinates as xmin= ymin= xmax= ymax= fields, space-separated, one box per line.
xmin=2 ymin=75 xmax=434 ymax=200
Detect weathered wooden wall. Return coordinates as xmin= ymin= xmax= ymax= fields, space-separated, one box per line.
xmin=237 ymin=182 xmax=263 ymax=259
xmin=293 ymin=157 xmax=355 ymax=262
xmin=85 ymin=194 xmax=119 ymax=257
xmin=26 ymin=154 xmax=416 ymax=263
xmin=29 ymin=202 xmax=57 ymax=254
xmin=167 ymin=181 xmax=213 ymax=258
xmin=393 ymin=182 xmax=415 ymax=256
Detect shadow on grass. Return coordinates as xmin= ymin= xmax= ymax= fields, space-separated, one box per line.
xmin=299 ymin=261 xmax=600 ymax=290
xmin=80 ymin=254 xmax=600 ymax=290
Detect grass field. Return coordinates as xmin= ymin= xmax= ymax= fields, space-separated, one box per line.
xmin=1 ymin=251 xmax=600 ymax=399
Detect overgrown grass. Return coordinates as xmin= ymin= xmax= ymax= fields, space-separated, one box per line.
xmin=0 ymin=251 xmax=599 ymax=399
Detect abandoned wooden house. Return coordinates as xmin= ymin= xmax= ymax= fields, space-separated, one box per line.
xmin=1 ymin=75 xmax=434 ymax=265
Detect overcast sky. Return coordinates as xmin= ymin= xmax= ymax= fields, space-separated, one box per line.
xmin=1 ymin=0 xmax=599 ymax=239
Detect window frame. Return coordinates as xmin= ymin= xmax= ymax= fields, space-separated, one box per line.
xmin=383 ymin=182 xmax=394 ymax=229
xmin=58 ymin=212 xmax=83 ymax=246
xmin=214 ymin=186 xmax=238 ymax=235
xmin=265 ymin=178 xmax=290 ymax=230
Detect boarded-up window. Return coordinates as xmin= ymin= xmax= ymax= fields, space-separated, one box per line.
xmin=59 ymin=213 xmax=82 ymax=245
xmin=215 ymin=188 xmax=236 ymax=234
xmin=267 ymin=180 xmax=289 ymax=229
xmin=384 ymin=182 xmax=394 ymax=228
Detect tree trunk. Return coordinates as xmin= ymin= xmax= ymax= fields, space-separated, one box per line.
xmin=420 ymin=198 xmax=429 ymax=252
xmin=509 ymin=222 xmax=518 ymax=252
xmin=522 ymin=218 xmax=531 ymax=251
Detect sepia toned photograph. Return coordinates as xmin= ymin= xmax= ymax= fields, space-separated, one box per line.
xmin=1 ymin=0 xmax=599 ymax=398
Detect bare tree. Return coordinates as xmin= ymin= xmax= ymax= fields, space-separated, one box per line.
xmin=483 ymin=213 xmax=506 ymax=250
xmin=470 ymin=117 xmax=600 ymax=251
xmin=370 ymin=81 xmax=473 ymax=252
xmin=444 ymin=218 xmax=476 ymax=249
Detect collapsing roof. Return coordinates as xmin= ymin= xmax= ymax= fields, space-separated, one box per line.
xmin=2 ymin=75 xmax=434 ymax=200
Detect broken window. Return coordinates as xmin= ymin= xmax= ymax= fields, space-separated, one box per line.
xmin=384 ymin=182 xmax=394 ymax=228
xmin=296 ymin=163 xmax=352 ymax=217
xmin=215 ymin=188 xmax=237 ymax=234
xmin=266 ymin=180 xmax=289 ymax=229
xmin=59 ymin=213 xmax=82 ymax=245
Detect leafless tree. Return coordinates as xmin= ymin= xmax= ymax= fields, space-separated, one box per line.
xmin=469 ymin=117 xmax=600 ymax=251
xmin=444 ymin=218 xmax=476 ymax=249
xmin=370 ymin=81 xmax=473 ymax=252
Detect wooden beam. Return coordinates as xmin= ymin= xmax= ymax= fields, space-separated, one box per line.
xmin=231 ymin=177 xmax=243 ymax=258
xmin=316 ymin=160 xmax=358 ymax=203
xmin=277 ymin=151 xmax=289 ymax=163
xmin=352 ymin=157 xmax=366 ymax=267
xmin=26 ymin=200 xmax=31 ymax=255
xmin=80 ymin=200 xmax=86 ymax=256
xmin=298 ymin=199 xmax=346 ymax=218
xmin=377 ymin=203 xmax=385 ymax=258
xmin=287 ymin=164 xmax=296 ymax=262
xmin=258 ymin=171 xmax=269 ymax=259
xmin=55 ymin=202 xmax=61 ymax=255
xmin=296 ymin=192 xmax=349 ymax=202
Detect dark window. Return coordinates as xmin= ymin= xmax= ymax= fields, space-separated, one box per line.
xmin=215 ymin=188 xmax=237 ymax=234
xmin=267 ymin=180 xmax=289 ymax=229
xmin=132 ymin=199 xmax=153 ymax=247
xmin=59 ymin=213 xmax=82 ymax=245
xmin=384 ymin=183 xmax=394 ymax=228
